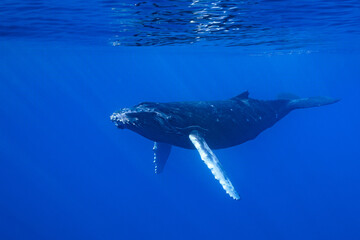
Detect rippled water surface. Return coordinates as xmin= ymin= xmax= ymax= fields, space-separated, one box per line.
xmin=1 ymin=0 xmax=360 ymax=51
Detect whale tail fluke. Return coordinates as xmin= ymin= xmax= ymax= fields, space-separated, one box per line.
xmin=288 ymin=96 xmax=340 ymax=110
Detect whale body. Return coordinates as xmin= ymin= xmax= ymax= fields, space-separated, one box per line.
xmin=111 ymin=91 xmax=339 ymax=200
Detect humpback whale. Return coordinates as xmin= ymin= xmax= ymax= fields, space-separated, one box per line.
xmin=110 ymin=91 xmax=339 ymax=200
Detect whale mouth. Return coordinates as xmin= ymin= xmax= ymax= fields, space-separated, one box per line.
xmin=110 ymin=106 xmax=169 ymax=130
xmin=110 ymin=107 xmax=145 ymax=129
xmin=110 ymin=111 xmax=132 ymax=129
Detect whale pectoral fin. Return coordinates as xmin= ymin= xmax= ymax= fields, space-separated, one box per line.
xmin=189 ymin=131 xmax=240 ymax=200
xmin=153 ymin=142 xmax=172 ymax=174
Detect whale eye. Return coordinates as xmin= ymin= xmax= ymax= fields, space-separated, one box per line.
xmin=167 ymin=115 xmax=182 ymax=126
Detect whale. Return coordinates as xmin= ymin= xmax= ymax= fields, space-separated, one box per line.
xmin=110 ymin=91 xmax=339 ymax=200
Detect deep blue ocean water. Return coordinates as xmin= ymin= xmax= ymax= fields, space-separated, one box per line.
xmin=1 ymin=1 xmax=360 ymax=240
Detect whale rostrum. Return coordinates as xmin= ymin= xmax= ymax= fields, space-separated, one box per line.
xmin=111 ymin=91 xmax=339 ymax=200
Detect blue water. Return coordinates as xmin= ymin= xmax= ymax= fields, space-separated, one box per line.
xmin=1 ymin=1 xmax=360 ymax=240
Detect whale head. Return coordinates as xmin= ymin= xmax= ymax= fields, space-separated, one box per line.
xmin=110 ymin=102 xmax=173 ymax=141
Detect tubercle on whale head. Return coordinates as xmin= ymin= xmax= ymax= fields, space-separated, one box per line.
xmin=110 ymin=111 xmax=131 ymax=129
xmin=110 ymin=104 xmax=171 ymax=133
xmin=110 ymin=106 xmax=158 ymax=130
xmin=110 ymin=107 xmax=147 ymax=129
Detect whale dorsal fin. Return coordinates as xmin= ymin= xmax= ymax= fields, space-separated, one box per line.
xmin=231 ymin=91 xmax=249 ymax=101
xmin=189 ymin=131 xmax=240 ymax=200
xmin=153 ymin=142 xmax=172 ymax=174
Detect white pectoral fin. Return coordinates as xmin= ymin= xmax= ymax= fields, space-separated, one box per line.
xmin=189 ymin=131 xmax=240 ymax=200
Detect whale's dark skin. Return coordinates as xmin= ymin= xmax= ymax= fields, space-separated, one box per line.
xmin=111 ymin=91 xmax=339 ymax=199
xmin=110 ymin=91 xmax=339 ymax=150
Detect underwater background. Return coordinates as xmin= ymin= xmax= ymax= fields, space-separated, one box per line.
xmin=1 ymin=1 xmax=360 ymax=239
